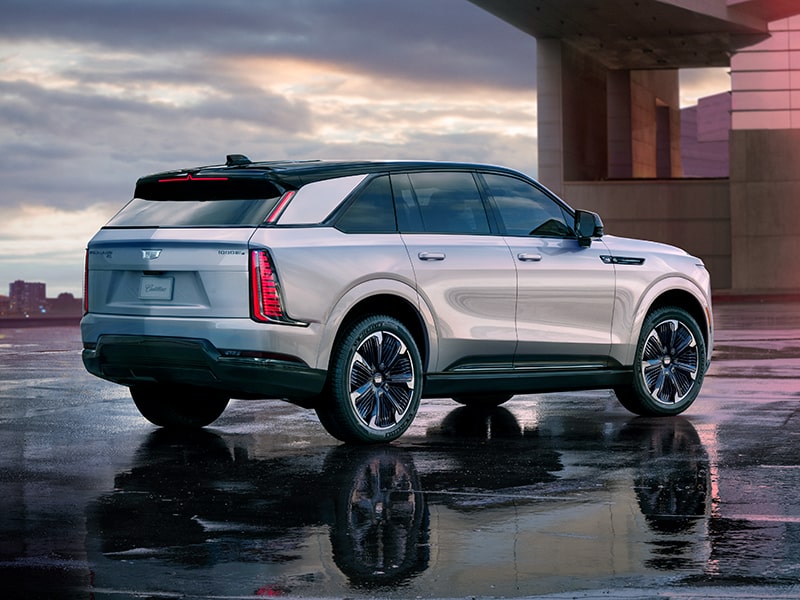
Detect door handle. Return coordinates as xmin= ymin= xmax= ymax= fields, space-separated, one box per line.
xmin=517 ymin=253 xmax=542 ymax=262
xmin=418 ymin=252 xmax=446 ymax=261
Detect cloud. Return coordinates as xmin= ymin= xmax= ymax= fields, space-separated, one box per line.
xmin=0 ymin=3 xmax=537 ymax=207
xmin=0 ymin=204 xmax=111 ymax=296
xmin=0 ymin=1 xmax=539 ymax=294
xmin=0 ymin=1 xmax=736 ymax=299
xmin=0 ymin=0 xmax=535 ymax=91
xmin=680 ymin=67 xmax=730 ymax=107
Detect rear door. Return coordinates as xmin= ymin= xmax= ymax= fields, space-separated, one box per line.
xmin=394 ymin=171 xmax=517 ymax=372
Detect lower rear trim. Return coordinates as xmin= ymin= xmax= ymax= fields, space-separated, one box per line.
xmin=82 ymin=334 xmax=327 ymax=402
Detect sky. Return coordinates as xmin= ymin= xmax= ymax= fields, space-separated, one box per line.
xmin=0 ymin=0 xmax=729 ymax=297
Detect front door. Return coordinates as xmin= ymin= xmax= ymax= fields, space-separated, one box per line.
xmin=479 ymin=173 xmax=615 ymax=369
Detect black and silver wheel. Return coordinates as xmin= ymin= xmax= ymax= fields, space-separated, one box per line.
xmin=130 ymin=384 xmax=229 ymax=428
xmin=317 ymin=315 xmax=422 ymax=444
xmin=615 ymin=306 xmax=706 ymax=416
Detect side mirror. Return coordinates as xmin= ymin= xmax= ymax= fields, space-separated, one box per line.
xmin=575 ymin=210 xmax=604 ymax=247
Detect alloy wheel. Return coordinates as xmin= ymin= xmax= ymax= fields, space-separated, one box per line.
xmin=640 ymin=318 xmax=699 ymax=406
xmin=348 ymin=331 xmax=416 ymax=430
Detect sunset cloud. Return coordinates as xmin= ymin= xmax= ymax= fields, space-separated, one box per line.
xmin=0 ymin=1 xmax=725 ymax=296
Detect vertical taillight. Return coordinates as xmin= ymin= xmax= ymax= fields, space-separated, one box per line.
xmin=83 ymin=250 xmax=89 ymax=314
xmin=250 ymin=250 xmax=284 ymax=322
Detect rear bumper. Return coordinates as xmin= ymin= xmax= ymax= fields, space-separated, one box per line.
xmin=82 ymin=334 xmax=327 ymax=402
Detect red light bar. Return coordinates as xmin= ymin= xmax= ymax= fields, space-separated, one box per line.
xmin=250 ymin=250 xmax=284 ymax=321
xmin=266 ymin=190 xmax=296 ymax=223
xmin=83 ymin=250 xmax=89 ymax=314
xmin=158 ymin=173 xmax=229 ymax=183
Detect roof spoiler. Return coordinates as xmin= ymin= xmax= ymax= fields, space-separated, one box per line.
xmin=226 ymin=154 xmax=252 ymax=166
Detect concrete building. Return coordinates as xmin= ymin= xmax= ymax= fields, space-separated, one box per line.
xmin=470 ymin=0 xmax=800 ymax=292
xmin=9 ymin=280 xmax=46 ymax=316
xmin=681 ymin=92 xmax=731 ymax=179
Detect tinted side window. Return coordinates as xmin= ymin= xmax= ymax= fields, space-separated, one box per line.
xmin=391 ymin=173 xmax=425 ymax=233
xmin=406 ymin=172 xmax=491 ymax=234
xmin=483 ymin=174 xmax=574 ymax=238
xmin=336 ymin=175 xmax=396 ymax=233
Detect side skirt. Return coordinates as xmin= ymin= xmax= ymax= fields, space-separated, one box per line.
xmin=422 ymin=368 xmax=633 ymax=399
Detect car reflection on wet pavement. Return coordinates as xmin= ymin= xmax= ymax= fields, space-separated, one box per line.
xmin=86 ymin=414 xmax=710 ymax=597
xmin=2 ymin=301 xmax=800 ymax=598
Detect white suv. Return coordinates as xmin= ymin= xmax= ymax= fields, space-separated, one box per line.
xmin=82 ymin=156 xmax=713 ymax=443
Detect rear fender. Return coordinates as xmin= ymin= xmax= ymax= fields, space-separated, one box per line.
xmin=313 ymin=279 xmax=437 ymax=372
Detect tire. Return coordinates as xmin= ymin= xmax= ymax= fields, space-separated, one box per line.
xmin=316 ymin=315 xmax=422 ymax=444
xmin=614 ymin=306 xmax=706 ymax=417
xmin=130 ymin=384 xmax=229 ymax=428
xmin=451 ymin=393 xmax=513 ymax=408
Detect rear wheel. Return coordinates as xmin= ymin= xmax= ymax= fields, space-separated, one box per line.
xmin=316 ymin=315 xmax=422 ymax=444
xmin=614 ymin=306 xmax=706 ymax=416
xmin=130 ymin=384 xmax=229 ymax=428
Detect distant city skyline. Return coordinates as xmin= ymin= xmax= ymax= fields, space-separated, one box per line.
xmin=3 ymin=278 xmax=79 ymax=298
xmin=2 ymin=277 xmax=81 ymax=318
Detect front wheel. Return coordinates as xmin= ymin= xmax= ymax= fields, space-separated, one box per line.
xmin=130 ymin=384 xmax=229 ymax=428
xmin=316 ymin=315 xmax=422 ymax=444
xmin=614 ymin=306 xmax=707 ymax=417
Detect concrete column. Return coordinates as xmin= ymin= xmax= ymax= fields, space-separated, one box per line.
xmin=608 ymin=70 xmax=633 ymax=179
xmin=629 ymin=70 xmax=680 ymax=179
xmin=536 ymin=39 xmax=564 ymax=195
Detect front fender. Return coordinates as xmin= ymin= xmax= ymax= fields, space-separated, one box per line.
xmin=611 ymin=270 xmax=713 ymax=368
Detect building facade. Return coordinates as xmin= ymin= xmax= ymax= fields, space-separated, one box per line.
xmin=9 ymin=280 xmax=47 ymax=316
xmin=729 ymin=15 xmax=800 ymax=290
xmin=471 ymin=0 xmax=800 ymax=293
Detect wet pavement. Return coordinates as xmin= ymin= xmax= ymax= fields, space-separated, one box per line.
xmin=2 ymin=302 xmax=800 ymax=599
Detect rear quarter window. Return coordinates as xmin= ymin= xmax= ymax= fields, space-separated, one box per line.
xmin=277 ymin=175 xmax=368 ymax=225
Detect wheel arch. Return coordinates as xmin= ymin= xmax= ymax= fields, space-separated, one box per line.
xmin=314 ymin=280 xmax=434 ymax=373
xmin=646 ymin=289 xmax=710 ymax=350
xmin=334 ymin=294 xmax=430 ymax=370
xmin=614 ymin=277 xmax=713 ymax=368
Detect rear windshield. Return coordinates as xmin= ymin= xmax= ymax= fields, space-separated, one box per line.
xmin=105 ymin=178 xmax=284 ymax=228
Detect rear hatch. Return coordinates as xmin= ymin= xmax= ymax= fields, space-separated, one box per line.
xmin=86 ymin=172 xmax=286 ymax=319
